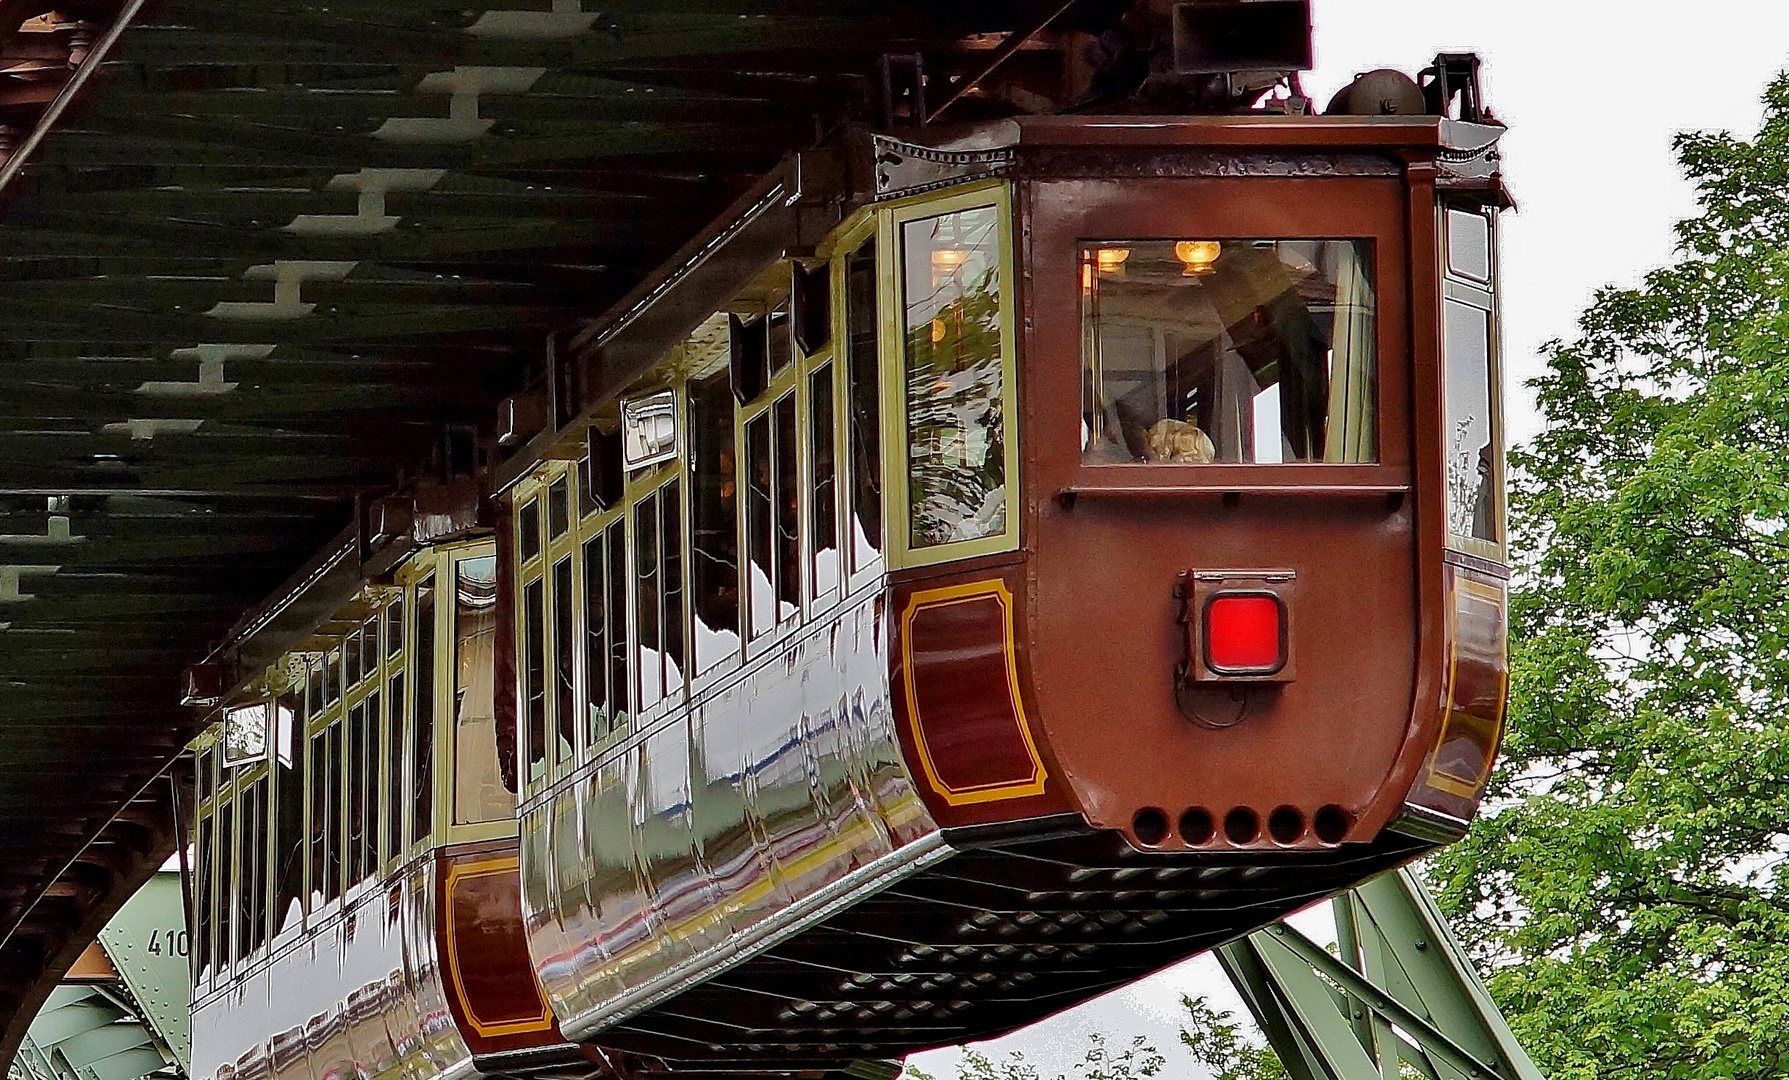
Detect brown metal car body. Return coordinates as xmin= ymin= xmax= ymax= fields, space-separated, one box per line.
xmin=187 ymin=111 xmax=1510 ymax=1080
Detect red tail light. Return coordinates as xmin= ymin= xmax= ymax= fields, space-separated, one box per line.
xmin=1203 ymin=593 xmax=1286 ymax=674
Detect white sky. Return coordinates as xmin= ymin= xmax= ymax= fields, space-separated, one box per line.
xmin=912 ymin=3 xmax=1789 ymax=1076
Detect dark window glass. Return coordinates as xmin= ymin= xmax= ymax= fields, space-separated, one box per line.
xmin=363 ymin=620 xmax=379 ymax=678
xmin=689 ymin=371 xmax=740 ymax=672
xmin=325 ymin=720 xmax=343 ymax=901
xmin=845 ymin=240 xmax=882 ymax=570
xmin=549 ymin=477 xmax=570 ymax=539
xmin=248 ymin=776 xmax=268 ymax=954
xmin=196 ymin=814 xmax=214 ymax=978
xmin=583 ymin=533 xmax=610 ymax=746
xmin=774 ymin=393 xmax=800 ymax=617
xmin=578 ymin=455 xmax=599 ymax=518
xmin=902 ymin=207 xmax=1007 ymax=547
xmin=198 ymin=746 xmax=215 ymax=806
xmin=217 ymin=801 xmax=235 ymax=965
xmin=769 ymin=298 xmax=793 ymax=375
xmin=307 ymin=663 xmax=322 ymax=717
xmin=553 ymin=557 xmax=575 ymax=764
xmin=810 ymin=364 xmax=839 ymax=597
xmin=385 ymin=674 xmax=404 ymax=863
xmin=412 ymin=581 xmax=435 ymax=848
xmin=233 ymin=789 xmax=250 ymax=959
xmin=519 ymin=498 xmax=542 ymax=562
xmin=345 ymin=630 xmax=362 ymax=688
xmin=794 ymin=260 xmax=831 ymax=355
xmin=453 ymin=556 xmax=508 ymax=824
xmin=232 ymin=785 xmax=251 ymax=960
xmin=348 ymin=703 xmax=367 ymax=883
xmin=274 ymin=701 xmax=304 ymax=935
xmin=323 ymin=650 xmax=339 ymax=705
xmin=606 ymin=519 xmax=629 ymax=732
xmin=308 ymin=731 xmax=327 ymax=908
xmin=364 ymin=692 xmax=381 ymax=879
xmin=524 ymin=578 xmax=547 ymax=784
xmin=386 ymin=599 xmax=403 ymax=658
xmin=661 ymin=482 xmax=685 ymax=690
xmin=635 ymin=490 xmax=662 ymax=708
xmin=745 ymin=413 xmax=774 ymax=639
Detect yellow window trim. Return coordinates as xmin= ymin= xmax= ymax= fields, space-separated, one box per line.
xmin=877 ymin=180 xmax=1022 ymax=571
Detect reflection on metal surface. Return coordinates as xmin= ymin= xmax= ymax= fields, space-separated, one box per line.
xmin=1427 ymin=569 xmax=1508 ymax=801
xmin=191 ymin=859 xmax=474 ymax=1080
xmin=522 ymin=589 xmax=943 ymax=1041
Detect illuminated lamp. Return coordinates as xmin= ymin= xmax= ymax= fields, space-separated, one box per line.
xmin=931 ymin=248 xmax=971 ymax=275
xmin=1203 ymin=592 xmax=1286 ymax=675
xmin=1175 ymin=240 xmax=1222 ymax=277
xmin=1095 ymin=247 xmax=1131 ymax=275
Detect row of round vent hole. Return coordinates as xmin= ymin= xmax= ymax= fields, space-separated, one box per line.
xmin=1131 ymin=804 xmax=1350 ymax=847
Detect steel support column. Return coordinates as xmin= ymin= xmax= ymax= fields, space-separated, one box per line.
xmin=1219 ymin=868 xmax=1544 ymax=1080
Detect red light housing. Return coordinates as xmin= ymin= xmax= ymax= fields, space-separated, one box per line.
xmin=1203 ymin=593 xmax=1286 ymax=675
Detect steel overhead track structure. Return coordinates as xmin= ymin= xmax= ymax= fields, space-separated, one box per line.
xmin=0 ymin=0 xmax=1063 ymax=1065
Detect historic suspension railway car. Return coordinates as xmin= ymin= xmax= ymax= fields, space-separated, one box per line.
xmin=182 ymin=38 xmax=1511 ymax=1080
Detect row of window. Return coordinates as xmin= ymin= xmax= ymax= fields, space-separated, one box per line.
xmin=512 ymin=187 xmax=1020 ymax=786
xmin=190 ymin=547 xmax=509 ymax=987
xmin=186 ymin=182 xmax=1025 ymax=978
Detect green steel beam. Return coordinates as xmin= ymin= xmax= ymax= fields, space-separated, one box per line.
xmin=7 ymin=873 xmax=188 ymax=1080
xmin=1220 ymin=868 xmax=1544 ymax=1080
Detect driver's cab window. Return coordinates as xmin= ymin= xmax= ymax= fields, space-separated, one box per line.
xmin=1080 ymin=239 xmax=1377 ymax=466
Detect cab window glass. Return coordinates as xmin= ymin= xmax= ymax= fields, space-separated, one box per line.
xmin=1080 ymin=239 xmax=1376 ymax=466
xmin=901 ymin=207 xmax=1007 ymax=547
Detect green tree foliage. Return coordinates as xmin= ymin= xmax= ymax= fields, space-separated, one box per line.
xmin=908 ymin=997 xmax=1285 ymax=1080
xmin=1180 ymin=995 xmax=1290 ymax=1080
xmin=907 ymin=1032 xmax=1166 ymax=1080
xmin=1427 ymin=74 xmax=1789 ymax=1080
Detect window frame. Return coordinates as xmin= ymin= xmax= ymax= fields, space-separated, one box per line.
xmin=1078 ymin=236 xmax=1383 ymax=470
xmin=516 ymin=458 xmax=640 ymax=797
xmin=1439 ymin=200 xmax=1506 ymax=563
xmin=830 ymin=210 xmax=885 ymax=595
xmin=624 ymin=458 xmax=686 ymax=723
xmin=1036 ymin=174 xmax=1412 ymax=499
xmin=878 ymin=180 xmax=1023 ymax=570
xmin=441 ymin=540 xmax=516 ymax=846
